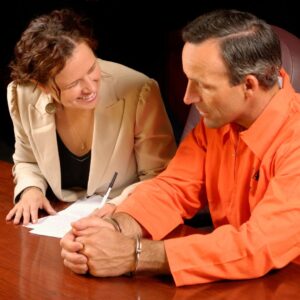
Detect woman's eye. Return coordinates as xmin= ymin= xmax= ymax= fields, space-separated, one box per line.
xmin=64 ymin=81 xmax=78 ymax=90
xmin=88 ymin=64 xmax=96 ymax=74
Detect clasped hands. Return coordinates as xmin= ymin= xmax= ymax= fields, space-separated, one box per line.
xmin=60 ymin=212 xmax=136 ymax=277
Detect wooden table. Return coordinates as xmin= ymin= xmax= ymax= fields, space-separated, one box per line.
xmin=1 ymin=160 xmax=300 ymax=299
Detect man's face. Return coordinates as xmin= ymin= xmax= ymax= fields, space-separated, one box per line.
xmin=182 ymin=39 xmax=246 ymax=129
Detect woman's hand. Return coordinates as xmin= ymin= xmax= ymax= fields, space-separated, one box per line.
xmin=5 ymin=187 xmax=56 ymax=225
xmin=91 ymin=203 xmax=116 ymax=218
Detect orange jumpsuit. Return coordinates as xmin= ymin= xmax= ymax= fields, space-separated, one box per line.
xmin=117 ymin=71 xmax=300 ymax=286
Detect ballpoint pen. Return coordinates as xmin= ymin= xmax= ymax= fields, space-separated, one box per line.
xmin=102 ymin=172 xmax=118 ymax=203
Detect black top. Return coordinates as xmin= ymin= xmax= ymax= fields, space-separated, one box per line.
xmin=56 ymin=132 xmax=91 ymax=189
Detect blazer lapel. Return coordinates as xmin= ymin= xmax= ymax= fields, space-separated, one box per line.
xmin=88 ymin=72 xmax=124 ymax=194
xmin=29 ymin=93 xmax=62 ymax=198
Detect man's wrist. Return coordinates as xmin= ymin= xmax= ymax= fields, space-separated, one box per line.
xmin=103 ymin=217 xmax=122 ymax=233
xmin=125 ymin=235 xmax=143 ymax=277
xmin=133 ymin=235 xmax=142 ymax=274
xmin=112 ymin=212 xmax=144 ymax=238
xmin=131 ymin=239 xmax=170 ymax=275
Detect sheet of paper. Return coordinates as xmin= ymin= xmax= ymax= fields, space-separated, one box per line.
xmin=25 ymin=194 xmax=104 ymax=238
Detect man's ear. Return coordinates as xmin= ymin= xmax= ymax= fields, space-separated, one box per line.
xmin=243 ymin=75 xmax=259 ymax=99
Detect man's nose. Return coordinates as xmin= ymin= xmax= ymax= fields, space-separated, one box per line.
xmin=183 ymin=83 xmax=200 ymax=105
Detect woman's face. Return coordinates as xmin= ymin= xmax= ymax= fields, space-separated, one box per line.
xmin=50 ymin=42 xmax=101 ymax=110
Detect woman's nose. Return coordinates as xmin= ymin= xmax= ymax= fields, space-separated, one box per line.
xmin=82 ymin=76 xmax=96 ymax=92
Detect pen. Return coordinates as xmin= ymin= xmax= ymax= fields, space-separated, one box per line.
xmin=102 ymin=172 xmax=118 ymax=203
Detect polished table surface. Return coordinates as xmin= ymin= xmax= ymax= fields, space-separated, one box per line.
xmin=1 ymin=160 xmax=300 ymax=299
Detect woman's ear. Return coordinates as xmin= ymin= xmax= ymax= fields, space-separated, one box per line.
xmin=37 ymin=83 xmax=51 ymax=94
xmin=30 ymin=79 xmax=50 ymax=94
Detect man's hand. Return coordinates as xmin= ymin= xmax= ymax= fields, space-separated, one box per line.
xmin=60 ymin=231 xmax=89 ymax=274
xmin=76 ymin=227 xmax=136 ymax=276
xmin=90 ymin=203 xmax=116 ymax=218
xmin=71 ymin=215 xmax=115 ymax=237
xmin=60 ymin=212 xmax=170 ymax=277
xmin=60 ymin=215 xmax=119 ymax=274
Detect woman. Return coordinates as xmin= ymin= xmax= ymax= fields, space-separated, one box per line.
xmin=6 ymin=9 xmax=176 ymax=225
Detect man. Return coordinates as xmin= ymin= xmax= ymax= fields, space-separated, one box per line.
xmin=60 ymin=9 xmax=300 ymax=286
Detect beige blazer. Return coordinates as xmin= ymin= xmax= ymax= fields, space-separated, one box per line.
xmin=7 ymin=59 xmax=176 ymax=204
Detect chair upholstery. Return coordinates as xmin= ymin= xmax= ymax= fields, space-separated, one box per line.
xmin=272 ymin=26 xmax=300 ymax=92
xmin=180 ymin=26 xmax=300 ymax=140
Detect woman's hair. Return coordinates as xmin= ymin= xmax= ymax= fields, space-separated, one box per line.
xmin=10 ymin=9 xmax=98 ymax=85
xmin=182 ymin=9 xmax=282 ymax=89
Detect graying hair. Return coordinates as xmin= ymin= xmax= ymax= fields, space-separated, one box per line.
xmin=182 ymin=10 xmax=281 ymax=89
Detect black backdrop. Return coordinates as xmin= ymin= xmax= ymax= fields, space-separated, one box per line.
xmin=1 ymin=0 xmax=299 ymax=158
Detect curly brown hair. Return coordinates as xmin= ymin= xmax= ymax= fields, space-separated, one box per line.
xmin=9 ymin=9 xmax=98 ymax=85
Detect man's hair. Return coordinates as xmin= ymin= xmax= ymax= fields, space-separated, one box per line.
xmin=10 ymin=9 xmax=97 ymax=85
xmin=182 ymin=9 xmax=282 ymax=88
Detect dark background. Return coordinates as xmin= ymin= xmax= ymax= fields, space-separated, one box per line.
xmin=1 ymin=0 xmax=299 ymax=161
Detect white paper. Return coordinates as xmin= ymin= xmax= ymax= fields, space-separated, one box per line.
xmin=25 ymin=194 xmax=105 ymax=238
